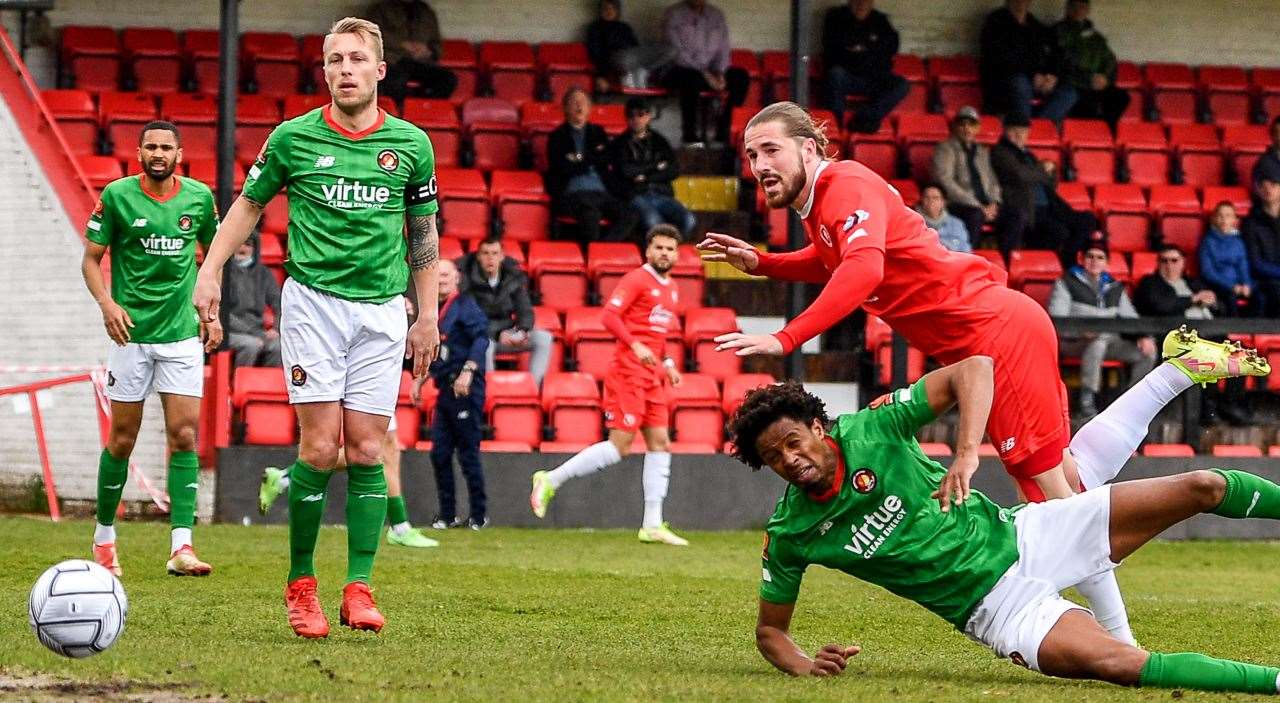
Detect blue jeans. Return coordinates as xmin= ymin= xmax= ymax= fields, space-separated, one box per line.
xmin=824 ymin=65 xmax=909 ymax=128
xmin=1007 ymin=74 xmax=1079 ymax=123
xmin=630 ymin=193 xmax=696 ymax=236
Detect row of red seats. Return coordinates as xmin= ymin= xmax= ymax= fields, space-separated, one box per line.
xmin=1144 ymin=443 xmax=1280 ymax=458
xmin=1056 ymin=182 xmax=1252 ymax=255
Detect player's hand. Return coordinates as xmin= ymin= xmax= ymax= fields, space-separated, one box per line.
xmin=631 ymin=341 xmax=658 ymax=366
xmin=193 ymin=272 xmax=221 ymax=325
xmin=714 ymin=332 xmax=783 ymax=357
xmin=697 ymin=232 xmax=759 ymax=273
xmin=200 ymin=318 xmax=223 ymax=353
xmin=99 ymin=299 xmax=134 ymax=346
xmin=665 ymin=366 xmax=682 ymax=387
xmin=407 ymin=318 xmax=441 ymax=378
xmin=452 ymin=370 xmax=472 ymax=397
xmin=807 ymin=644 xmax=861 ymax=677
xmin=932 ymin=450 xmax=979 ymax=512
xmin=410 ymin=375 xmax=428 ymax=405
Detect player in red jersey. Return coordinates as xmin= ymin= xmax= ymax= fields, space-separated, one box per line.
xmin=529 ymin=225 xmax=689 ymax=546
xmin=698 ymin=101 xmax=1142 ymax=642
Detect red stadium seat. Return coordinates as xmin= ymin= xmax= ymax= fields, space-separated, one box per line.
xmin=528 ymin=241 xmax=587 ymax=311
xmin=1130 ymin=251 xmax=1156 ymax=282
xmin=1070 ymin=148 xmax=1116 ymax=185
xmin=80 ymin=155 xmax=123 ymax=189
xmin=44 ymin=89 xmax=98 ymax=156
xmin=541 ymin=372 xmax=602 ymax=451
xmin=1167 ymin=123 xmax=1224 ymax=187
xmin=847 ymin=137 xmax=899 ymax=179
xmin=436 ymin=167 xmax=490 ymax=242
xmin=183 ymin=29 xmax=221 ymax=94
xmin=1093 ymin=184 xmax=1150 ymax=253
xmin=1056 ymin=182 xmax=1092 ymax=211
xmin=439 ymin=236 xmax=465 ymax=261
xmin=479 ymin=41 xmax=536 ymax=104
xmin=232 ymin=366 xmax=296 ymax=445
xmin=670 ymin=373 xmax=723 ymax=448
xmin=972 ymin=249 xmax=1006 ymax=272
xmin=1062 ymin=119 xmax=1113 ymax=149
xmin=893 ymin=53 xmax=926 ymax=83
xmin=1222 ymin=124 xmax=1270 ymax=183
xmin=684 ymin=307 xmax=740 ymax=381
xmin=1141 ymin=443 xmax=1195 ymax=457
xmin=1007 ymin=250 xmax=1063 ymax=307
xmin=1212 ymin=444 xmax=1262 ymax=458
xmin=731 ymin=49 xmax=763 ymax=107
xmin=438 ymin=39 xmax=478 ymax=103
xmin=186 ymin=160 xmax=244 ymax=191
xmin=564 ymin=307 xmax=614 ymax=379
xmin=1062 ymin=119 xmax=1115 ymax=184
xmin=1200 ymin=186 xmax=1250 ymax=216
xmin=671 ymin=244 xmax=705 ymax=313
xmin=929 ymin=55 xmax=980 ymax=110
xmin=242 ymin=32 xmax=300 ymax=97
xmin=537 ymin=42 xmax=592 ymax=102
xmin=61 ymin=26 xmax=120 ymax=91
xmin=162 ymin=93 xmax=217 ymax=123
xmin=490 ymin=170 xmax=550 ymax=242
xmin=1148 ymin=185 xmax=1202 ymax=251
xmin=283 ymin=93 xmax=327 ymax=119
xmin=392 ymin=373 xmax=422 ymax=448
xmin=402 ymin=98 xmax=461 ymax=167
xmin=1117 ymin=122 xmax=1169 ymax=186
xmin=1145 ymin=62 xmax=1197 ymax=124
xmin=590 ymin=104 xmax=628 ymax=136
xmin=484 ymin=371 xmax=541 ymax=449
xmin=121 ymin=28 xmax=180 ymax=94
xmin=865 ymin=314 xmax=925 ymax=385
xmin=587 ymin=242 xmax=641 ymax=300
xmin=1200 ymin=66 xmax=1251 ymax=125
xmin=889 ymin=179 xmax=920 ymax=207
xmin=462 ymin=98 xmax=520 ymax=171
xmin=896 ymin=113 xmax=949 ymax=182
xmin=99 ymin=90 xmax=156 ymax=126
xmin=721 ymin=373 xmax=776 ymax=418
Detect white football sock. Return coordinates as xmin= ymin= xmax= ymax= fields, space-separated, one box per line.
xmin=1071 ymin=363 xmax=1192 ymax=490
xmin=1076 ymin=570 xmax=1136 ymax=646
xmin=170 ymin=527 xmax=192 ymax=553
xmin=391 ymin=521 xmax=411 ymax=536
xmin=94 ymin=523 xmax=116 ymax=546
xmin=546 ymin=441 xmax=623 ymax=489
xmin=642 ymin=452 xmax=672 ymax=529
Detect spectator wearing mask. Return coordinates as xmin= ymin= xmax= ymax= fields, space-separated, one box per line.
xmin=457 ymin=237 xmax=555 ymax=385
xmin=821 ymin=0 xmax=909 ymax=134
xmin=1198 ymin=201 xmax=1258 ymax=317
xmin=916 ymin=184 xmax=971 ymax=253
xmin=1048 ymin=240 xmax=1156 ymax=417
xmin=661 ymin=0 xmax=751 ymax=144
xmin=609 ymin=97 xmax=696 ymax=238
xmin=1243 ymin=174 xmax=1280 ymax=317
xmin=991 ymin=111 xmax=1097 ymax=266
xmin=980 ymin=0 xmax=1078 ymax=122
xmin=225 ymin=236 xmax=281 ymax=367
xmin=1251 ymin=116 xmax=1280 ymax=195
xmin=546 ymin=88 xmax=634 ymax=243
xmin=931 ymin=106 xmax=1018 ymax=258
xmin=1133 ymin=245 xmax=1218 ymax=320
xmin=586 ymin=0 xmax=674 ymax=92
xmin=417 ymin=259 xmax=490 ymax=530
xmin=366 ymin=0 xmax=458 ymax=101
xmin=1054 ymin=0 xmax=1130 ymax=129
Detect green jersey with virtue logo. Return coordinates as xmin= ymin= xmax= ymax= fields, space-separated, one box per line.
xmin=241 ymin=105 xmax=439 ymax=303
xmin=760 ymin=379 xmax=1022 ymax=629
xmin=85 ymin=175 xmax=217 ymax=344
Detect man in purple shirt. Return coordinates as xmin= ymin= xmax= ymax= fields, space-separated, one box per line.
xmin=660 ymin=0 xmax=750 ymax=145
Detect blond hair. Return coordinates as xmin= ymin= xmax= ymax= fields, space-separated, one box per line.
xmin=325 ymin=17 xmax=384 ymax=61
xmin=745 ymin=101 xmax=833 ymax=159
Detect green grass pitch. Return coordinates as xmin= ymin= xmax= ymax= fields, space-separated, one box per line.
xmin=3 ymin=515 xmax=1279 ymax=701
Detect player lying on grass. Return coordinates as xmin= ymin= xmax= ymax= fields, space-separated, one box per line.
xmin=729 ymin=358 xmax=1280 ymax=693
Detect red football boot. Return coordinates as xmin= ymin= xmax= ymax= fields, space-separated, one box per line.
xmin=339 ymin=581 xmax=385 ymax=632
xmin=284 ymin=576 xmax=329 ymax=639
xmin=93 ymin=542 xmax=122 ymax=577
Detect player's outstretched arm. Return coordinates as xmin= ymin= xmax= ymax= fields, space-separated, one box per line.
xmin=193 ymin=196 xmax=263 ymax=323
xmin=922 ymin=356 xmax=995 ymax=510
xmin=756 ymin=600 xmax=861 ymax=677
xmin=406 ymin=213 xmax=441 ymax=377
xmin=81 ymin=241 xmax=133 ymax=346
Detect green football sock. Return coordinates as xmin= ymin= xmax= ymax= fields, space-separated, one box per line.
xmin=387 ymin=495 xmax=408 ymax=526
xmin=95 ymin=449 xmax=129 ymax=526
xmin=346 ymin=463 xmax=387 ymax=584
xmin=1211 ymin=470 xmax=1280 ymax=519
xmin=1139 ymin=652 xmax=1279 ymax=694
xmin=167 ymin=451 xmax=199 ymax=530
xmin=287 ymin=460 xmax=332 ymax=582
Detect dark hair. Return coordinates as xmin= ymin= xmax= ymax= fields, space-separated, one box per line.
xmin=1213 ymin=200 xmax=1236 ymax=213
xmin=625 ymin=96 xmax=650 ymax=116
xmin=921 ymin=183 xmax=945 ymax=197
xmin=1157 ymin=243 xmax=1184 ymax=257
xmin=477 ymin=234 xmax=504 ymax=250
xmin=645 ymin=223 xmax=682 ymax=247
xmin=138 ymin=120 xmax=180 ymax=146
xmin=728 ymin=381 xmax=828 ymax=470
xmin=561 ymin=86 xmax=590 ymax=110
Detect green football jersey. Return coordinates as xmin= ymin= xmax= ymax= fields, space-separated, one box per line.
xmin=86 ymin=175 xmax=217 ymax=344
xmin=760 ymin=379 xmax=1022 ymax=629
xmin=241 ymin=105 xmax=439 ymax=303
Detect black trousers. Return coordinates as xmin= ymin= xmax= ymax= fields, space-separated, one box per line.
xmin=661 ymin=65 xmax=750 ymax=143
xmin=383 ymin=58 xmax=458 ymax=101
xmin=1069 ymin=87 xmax=1132 ymax=129
xmin=555 ymin=190 xmax=636 ymax=243
xmin=430 ymin=386 xmax=486 ymax=522
xmin=1019 ymin=199 xmax=1098 ymax=267
xmin=947 ymin=203 xmax=1022 ymax=260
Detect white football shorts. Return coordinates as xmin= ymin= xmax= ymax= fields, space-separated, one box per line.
xmin=106 ymin=337 xmax=203 ymax=402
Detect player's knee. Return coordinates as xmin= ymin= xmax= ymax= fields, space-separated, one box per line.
xmin=166 ymin=423 xmax=198 ymax=452
xmin=299 ymin=438 xmax=340 ymax=469
xmin=345 ymin=437 xmax=384 ymax=466
xmin=106 ymin=432 xmax=137 ymax=458
xmin=1085 ymin=646 xmax=1147 ymax=686
xmin=1186 ymin=470 xmax=1227 ymax=511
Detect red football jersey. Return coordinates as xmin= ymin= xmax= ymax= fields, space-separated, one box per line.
xmin=602 ymin=264 xmax=680 ymax=383
xmin=755 ymin=160 xmax=1009 ymax=359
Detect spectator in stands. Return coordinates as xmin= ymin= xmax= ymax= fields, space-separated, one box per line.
xmin=586 ymin=0 xmax=674 ymax=92
xmin=990 ymin=111 xmax=1096 ymax=266
xmin=1251 ymin=116 xmax=1280 ymax=194
xmin=1242 ymin=174 xmax=1280 ymax=317
xmin=225 ymin=236 xmax=282 ymax=368
xmin=420 ymin=259 xmax=489 ymax=530
xmin=457 ymin=236 xmax=555 ymax=386
xmin=547 ymin=87 xmax=633 ymax=243
xmin=916 ymin=184 xmax=971 ymax=253
xmin=661 ymin=0 xmax=751 ymax=145
xmin=366 ymin=0 xmax=458 ymax=101
xmin=820 ymin=0 xmax=909 ymax=134
xmin=979 ymin=0 xmax=1078 ymax=122
xmin=609 ymin=97 xmax=696 ymax=239
xmin=1048 ymin=239 xmax=1156 ymax=417
xmin=1133 ymin=245 xmax=1218 ymax=320
xmin=1054 ymin=0 xmax=1129 ymax=129
xmin=1199 ymin=201 xmax=1259 ymax=317
xmin=931 ymin=106 xmax=1018 ymax=258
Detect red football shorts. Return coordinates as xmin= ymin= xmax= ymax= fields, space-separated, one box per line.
xmin=603 ymin=372 xmax=669 ymax=432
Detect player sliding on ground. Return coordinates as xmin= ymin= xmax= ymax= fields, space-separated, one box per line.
xmin=194 ymin=18 xmax=440 ymax=638
xmin=729 ymin=357 xmax=1280 ymax=693
xmin=81 ymin=120 xmax=220 ymax=578
xmin=699 ymin=101 xmax=1272 ymax=645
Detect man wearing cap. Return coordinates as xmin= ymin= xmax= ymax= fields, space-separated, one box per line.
xmin=609 ymin=97 xmax=696 ymax=240
xmin=1048 ymin=238 xmax=1156 ymax=418
xmin=1242 ymin=170 xmax=1280 ymax=317
xmin=991 ymin=111 xmax=1096 ymax=267
xmin=931 ymin=107 xmax=1017 ymax=258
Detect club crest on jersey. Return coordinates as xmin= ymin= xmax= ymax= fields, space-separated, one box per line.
xmin=377 ymin=149 xmax=400 ymax=172
xmin=818 ymin=224 xmax=832 ymax=247
xmin=852 ymin=468 xmax=877 ymax=494
xmin=290 ymin=365 xmax=307 ymax=387
xmin=178 ymin=215 xmax=193 ymax=232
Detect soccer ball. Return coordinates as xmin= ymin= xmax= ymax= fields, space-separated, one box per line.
xmin=28 ymin=559 xmax=128 ymax=658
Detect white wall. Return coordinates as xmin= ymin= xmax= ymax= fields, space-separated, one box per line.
xmin=31 ymin=0 xmax=1280 ymax=68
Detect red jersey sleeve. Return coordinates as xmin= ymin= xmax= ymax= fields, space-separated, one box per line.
xmin=753 ymin=245 xmax=830 ymax=284
xmin=602 ymin=272 xmax=642 ymax=345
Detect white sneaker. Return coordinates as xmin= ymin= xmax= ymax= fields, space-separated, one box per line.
xmin=638 ymin=523 xmax=689 ymax=546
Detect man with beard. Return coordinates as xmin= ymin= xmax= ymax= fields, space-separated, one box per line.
xmin=193 ymin=18 xmax=441 ymax=638
xmin=81 ymin=120 xmax=221 ymax=578
xmin=529 ymin=225 xmax=688 ymax=546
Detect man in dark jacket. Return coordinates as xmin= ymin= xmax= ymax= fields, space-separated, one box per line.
xmin=225 ymin=236 xmax=282 ymax=367
xmin=1054 ymin=0 xmax=1130 ymax=129
xmin=980 ymin=0 xmax=1078 ymax=122
xmin=421 ymin=259 xmax=490 ymax=530
xmin=1133 ymin=245 xmax=1218 ymax=319
xmin=821 ymin=0 xmax=909 ymax=133
xmin=990 ymin=111 xmax=1097 ymax=266
xmin=586 ymin=0 xmax=673 ymax=92
xmin=365 ymin=0 xmax=457 ymax=100
xmin=547 ymin=88 xmax=633 ymax=243
xmin=457 ymin=237 xmax=555 ymax=385
xmin=1242 ymin=174 xmax=1280 ymax=317
xmin=609 ymin=97 xmax=695 ymax=238
xmin=1250 ymin=116 xmax=1280 ymax=195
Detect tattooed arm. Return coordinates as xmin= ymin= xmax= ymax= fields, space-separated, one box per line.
xmin=406 ymin=213 xmax=441 ymax=377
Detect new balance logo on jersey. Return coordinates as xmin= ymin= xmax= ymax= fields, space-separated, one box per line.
xmin=321 ymin=178 xmax=391 ymax=209
xmin=314 ymin=155 xmax=336 ymax=168
xmin=140 ymin=234 xmax=185 ymax=256
xmin=842 ymin=494 xmax=905 ymax=559
xmin=999 ymin=437 xmax=1016 ymax=454
xmin=132 ymin=218 xmax=148 ymax=227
